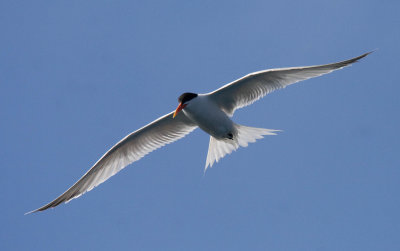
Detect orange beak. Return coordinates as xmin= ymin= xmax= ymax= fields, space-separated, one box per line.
xmin=173 ymin=102 xmax=187 ymax=118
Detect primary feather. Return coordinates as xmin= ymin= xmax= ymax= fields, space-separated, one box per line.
xmin=208 ymin=52 xmax=371 ymax=116
xmin=26 ymin=112 xmax=196 ymax=214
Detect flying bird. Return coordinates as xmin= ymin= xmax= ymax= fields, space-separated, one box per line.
xmin=27 ymin=52 xmax=371 ymax=214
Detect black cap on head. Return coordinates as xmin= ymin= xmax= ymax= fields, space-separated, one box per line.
xmin=178 ymin=92 xmax=198 ymax=104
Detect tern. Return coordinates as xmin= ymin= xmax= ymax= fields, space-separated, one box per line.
xmin=27 ymin=52 xmax=370 ymax=214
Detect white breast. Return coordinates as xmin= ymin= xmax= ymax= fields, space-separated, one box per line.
xmin=182 ymin=95 xmax=236 ymax=139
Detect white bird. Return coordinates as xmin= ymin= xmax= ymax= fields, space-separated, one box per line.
xmin=27 ymin=52 xmax=371 ymax=214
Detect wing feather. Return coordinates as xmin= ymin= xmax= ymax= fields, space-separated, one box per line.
xmin=208 ymin=52 xmax=371 ymax=115
xmin=27 ymin=111 xmax=196 ymax=214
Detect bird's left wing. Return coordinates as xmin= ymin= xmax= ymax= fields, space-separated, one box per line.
xmin=208 ymin=52 xmax=371 ymax=116
xmin=27 ymin=111 xmax=196 ymax=214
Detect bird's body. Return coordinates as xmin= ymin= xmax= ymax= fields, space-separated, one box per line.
xmin=27 ymin=52 xmax=371 ymax=214
xmin=183 ymin=94 xmax=236 ymax=140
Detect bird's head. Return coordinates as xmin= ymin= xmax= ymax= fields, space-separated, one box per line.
xmin=173 ymin=92 xmax=198 ymax=118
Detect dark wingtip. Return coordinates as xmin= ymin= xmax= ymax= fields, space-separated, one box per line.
xmin=338 ymin=51 xmax=373 ymax=68
xmin=357 ymin=50 xmax=374 ymax=60
xmin=25 ymin=201 xmax=57 ymax=215
xmin=353 ymin=49 xmax=376 ymax=62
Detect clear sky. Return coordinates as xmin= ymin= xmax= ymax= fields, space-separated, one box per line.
xmin=1 ymin=1 xmax=399 ymax=250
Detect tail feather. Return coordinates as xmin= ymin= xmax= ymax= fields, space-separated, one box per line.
xmin=205 ymin=124 xmax=279 ymax=172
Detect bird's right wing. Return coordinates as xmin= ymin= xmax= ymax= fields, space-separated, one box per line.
xmin=27 ymin=111 xmax=197 ymax=214
xmin=208 ymin=52 xmax=371 ymax=116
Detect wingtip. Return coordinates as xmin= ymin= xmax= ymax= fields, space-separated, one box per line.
xmin=341 ymin=51 xmax=373 ymax=67
xmin=358 ymin=50 xmax=375 ymax=60
xmin=24 ymin=209 xmax=39 ymax=215
xmin=25 ymin=202 xmax=56 ymax=215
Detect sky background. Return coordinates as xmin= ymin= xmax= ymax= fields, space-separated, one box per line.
xmin=1 ymin=1 xmax=399 ymax=250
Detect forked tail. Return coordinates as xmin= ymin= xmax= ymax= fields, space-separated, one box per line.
xmin=204 ymin=124 xmax=280 ymax=172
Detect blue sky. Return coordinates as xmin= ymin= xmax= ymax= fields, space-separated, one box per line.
xmin=1 ymin=1 xmax=399 ymax=250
